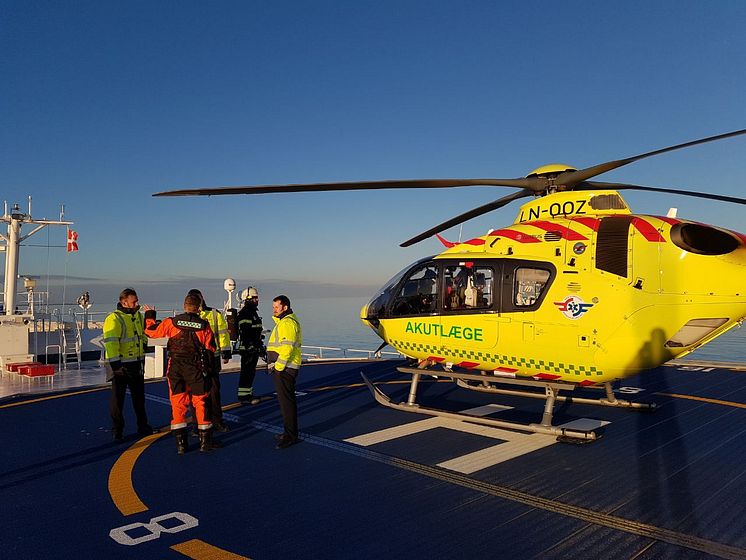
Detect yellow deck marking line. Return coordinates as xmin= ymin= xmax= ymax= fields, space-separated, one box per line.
xmin=171 ymin=539 xmax=250 ymax=560
xmin=0 ymin=386 xmax=107 ymax=408
xmin=108 ymin=431 xmax=169 ymax=515
xmin=0 ymin=377 xmax=165 ymax=409
xmin=656 ymin=392 xmax=746 ymax=409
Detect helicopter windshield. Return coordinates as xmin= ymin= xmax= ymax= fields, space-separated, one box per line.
xmin=365 ymin=256 xmax=434 ymax=319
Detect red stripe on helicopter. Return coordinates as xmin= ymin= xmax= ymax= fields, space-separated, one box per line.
xmin=533 ymin=373 xmax=563 ymax=380
xmin=427 ymin=356 xmax=445 ymax=363
xmin=631 ymin=217 xmax=665 ymax=242
xmin=578 ymin=379 xmax=597 ymax=386
xmin=487 ymin=228 xmax=541 ymax=243
xmin=570 ymin=216 xmax=601 ymax=231
xmin=457 ymin=361 xmax=480 ymax=369
xmin=523 ymin=221 xmax=588 ymax=241
xmin=463 ymin=238 xmax=486 ymax=246
xmin=435 ymin=234 xmax=455 ymax=248
xmin=436 ymin=233 xmax=486 ymax=247
xmin=652 ymin=216 xmax=681 ymax=226
xmin=493 ymin=366 xmax=518 ymax=374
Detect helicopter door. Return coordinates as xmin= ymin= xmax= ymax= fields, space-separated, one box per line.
xmin=440 ymin=263 xmax=498 ymax=358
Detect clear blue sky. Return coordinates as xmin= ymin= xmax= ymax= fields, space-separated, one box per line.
xmin=2 ymin=1 xmax=745 ymax=303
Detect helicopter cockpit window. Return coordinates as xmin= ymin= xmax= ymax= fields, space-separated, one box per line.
xmin=443 ymin=265 xmax=493 ymax=311
xmin=390 ymin=264 xmax=439 ymax=316
xmin=514 ymin=267 xmax=551 ymax=307
xmin=366 ymin=256 xmax=433 ymax=319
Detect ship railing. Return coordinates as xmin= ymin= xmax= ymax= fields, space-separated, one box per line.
xmin=0 ymin=290 xmax=49 ymax=316
xmin=50 ymin=308 xmax=82 ymax=369
xmin=301 ymin=345 xmax=404 ymax=360
xmin=43 ymin=344 xmax=63 ymax=371
xmin=70 ymin=308 xmax=180 ymax=328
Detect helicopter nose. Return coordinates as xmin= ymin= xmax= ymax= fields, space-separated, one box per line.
xmin=360 ymin=303 xmax=384 ymax=339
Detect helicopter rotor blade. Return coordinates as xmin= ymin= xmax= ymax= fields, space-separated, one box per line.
xmin=583 ymin=181 xmax=746 ymax=205
xmin=400 ymin=189 xmax=534 ymax=248
xmin=556 ymin=129 xmax=746 ymax=189
xmin=153 ymin=177 xmax=539 ymax=197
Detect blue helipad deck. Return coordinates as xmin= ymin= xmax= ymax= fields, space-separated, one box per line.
xmin=2 ymin=359 xmax=746 ymax=559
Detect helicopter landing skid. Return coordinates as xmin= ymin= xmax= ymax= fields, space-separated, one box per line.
xmin=453 ymin=378 xmax=656 ymax=411
xmin=361 ymin=368 xmax=608 ymax=442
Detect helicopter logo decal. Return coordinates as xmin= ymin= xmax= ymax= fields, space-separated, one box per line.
xmin=554 ymin=296 xmax=594 ymax=319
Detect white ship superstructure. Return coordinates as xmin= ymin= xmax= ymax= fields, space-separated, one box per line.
xmin=1 ymin=198 xmax=102 ymax=369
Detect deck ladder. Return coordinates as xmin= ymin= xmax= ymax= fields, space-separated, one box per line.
xmin=54 ymin=309 xmax=81 ymax=369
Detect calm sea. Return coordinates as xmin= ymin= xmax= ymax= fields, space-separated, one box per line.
xmin=125 ymin=296 xmax=746 ymax=363
xmin=147 ymin=296 xmax=383 ymax=354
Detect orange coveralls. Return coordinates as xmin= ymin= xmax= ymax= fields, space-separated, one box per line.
xmin=145 ymin=313 xmax=216 ymax=431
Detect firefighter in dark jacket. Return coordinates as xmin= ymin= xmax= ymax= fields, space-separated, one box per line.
xmin=187 ymin=289 xmax=232 ymax=431
xmin=236 ymin=286 xmax=264 ymax=405
xmin=144 ymin=293 xmax=217 ymax=454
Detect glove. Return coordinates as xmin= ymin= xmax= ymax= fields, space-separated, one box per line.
xmin=110 ymin=360 xmax=125 ymax=376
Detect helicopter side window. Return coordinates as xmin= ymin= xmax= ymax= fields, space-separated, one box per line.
xmin=514 ymin=267 xmax=551 ymax=307
xmin=390 ymin=264 xmax=439 ymax=316
xmin=443 ymin=265 xmax=493 ymax=311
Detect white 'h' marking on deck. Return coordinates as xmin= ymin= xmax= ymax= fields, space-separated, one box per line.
xmin=344 ymin=404 xmax=560 ymax=474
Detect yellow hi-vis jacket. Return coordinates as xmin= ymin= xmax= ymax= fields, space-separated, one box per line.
xmin=266 ymin=312 xmax=302 ymax=372
xmin=200 ymin=308 xmax=231 ymax=358
xmin=103 ymin=308 xmax=146 ymax=365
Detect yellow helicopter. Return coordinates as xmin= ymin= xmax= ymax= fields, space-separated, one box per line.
xmin=155 ymin=129 xmax=746 ymax=441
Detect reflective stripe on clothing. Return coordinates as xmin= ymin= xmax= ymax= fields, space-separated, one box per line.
xmin=266 ymin=312 xmax=302 ymax=372
xmin=200 ymin=308 xmax=231 ymax=356
xmin=103 ymin=309 xmax=146 ymax=363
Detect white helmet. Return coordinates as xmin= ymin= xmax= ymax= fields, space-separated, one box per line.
xmin=241 ymin=286 xmax=259 ymax=300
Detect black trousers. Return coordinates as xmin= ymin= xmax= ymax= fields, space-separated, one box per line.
xmin=272 ymin=367 xmax=298 ymax=439
xmin=208 ymin=355 xmax=223 ymax=423
xmin=109 ymin=364 xmax=148 ymax=434
xmin=238 ymin=350 xmax=259 ymax=399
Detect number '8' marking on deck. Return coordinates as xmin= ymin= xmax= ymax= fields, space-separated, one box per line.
xmin=109 ymin=512 xmax=198 ymax=545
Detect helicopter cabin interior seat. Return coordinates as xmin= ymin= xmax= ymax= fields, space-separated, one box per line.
xmin=416 ymin=277 xmax=436 ymax=313
xmin=445 ymin=279 xmax=463 ymax=310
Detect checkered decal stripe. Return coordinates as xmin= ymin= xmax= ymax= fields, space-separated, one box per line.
xmin=390 ymin=338 xmax=602 ymax=378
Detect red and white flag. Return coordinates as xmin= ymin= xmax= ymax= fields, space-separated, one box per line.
xmin=67 ymin=229 xmax=79 ymax=253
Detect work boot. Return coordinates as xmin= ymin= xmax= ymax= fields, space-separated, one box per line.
xmin=213 ymin=421 xmax=230 ymax=433
xmin=275 ymin=435 xmax=299 ymax=449
xmin=138 ymin=425 xmax=157 ymax=436
xmin=198 ymin=428 xmax=214 ymax=453
xmin=174 ymin=429 xmax=188 ymax=455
